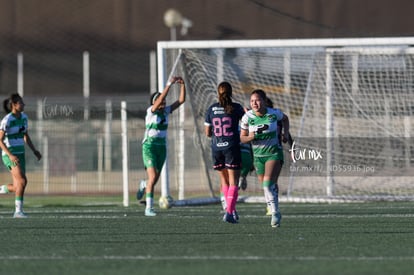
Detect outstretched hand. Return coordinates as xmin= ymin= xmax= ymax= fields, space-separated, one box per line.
xmin=172 ymin=76 xmax=184 ymax=84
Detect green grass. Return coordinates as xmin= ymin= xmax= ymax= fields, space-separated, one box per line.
xmin=0 ymin=197 xmax=413 ymax=275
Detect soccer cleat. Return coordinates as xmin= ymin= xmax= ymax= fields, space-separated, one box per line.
xmin=13 ymin=211 xmax=28 ymax=218
xmin=145 ymin=208 xmax=157 ymax=217
xmin=224 ymin=212 xmax=238 ymax=224
xmin=271 ymin=212 xmax=282 ymax=228
xmin=136 ymin=180 xmax=146 ymax=200
xmin=233 ymin=210 xmax=239 ymax=221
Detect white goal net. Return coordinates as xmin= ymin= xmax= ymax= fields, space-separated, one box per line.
xmin=158 ymin=38 xmax=414 ymax=203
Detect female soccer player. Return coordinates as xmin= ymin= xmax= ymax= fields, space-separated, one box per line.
xmin=205 ymin=81 xmax=245 ymax=223
xmin=240 ymin=89 xmax=290 ymax=227
xmin=137 ymin=76 xmax=186 ymax=217
xmin=0 ymin=93 xmax=42 ymax=218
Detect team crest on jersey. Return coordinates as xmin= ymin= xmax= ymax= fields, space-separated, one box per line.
xmin=268 ymin=114 xmax=277 ymax=122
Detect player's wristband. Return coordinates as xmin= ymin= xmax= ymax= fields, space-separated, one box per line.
xmin=166 ymin=81 xmax=172 ymax=86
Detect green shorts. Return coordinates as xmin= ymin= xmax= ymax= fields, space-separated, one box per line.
xmin=2 ymin=154 xmax=26 ymax=174
xmin=142 ymin=142 xmax=166 ymax=173
xmin=253 ymin=149 xmax=284 ymax=175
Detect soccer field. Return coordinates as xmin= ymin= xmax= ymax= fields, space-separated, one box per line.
xmin=0 ymin=197 xmax=413 ymax=275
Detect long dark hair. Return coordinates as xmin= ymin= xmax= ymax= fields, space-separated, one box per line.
xmin=218 ymin=81 xmax=233 ymax=114
xmin=3 ymin=93 xmax=22 ymax=114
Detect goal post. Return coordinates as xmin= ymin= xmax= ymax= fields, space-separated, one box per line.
xmin=157 ymin=37 xmax=414 ymax=204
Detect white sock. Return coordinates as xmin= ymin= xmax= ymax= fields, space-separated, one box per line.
xmin=263 ymin=184 xmax=279 ymax=214
xmin=146 ymin=196 xmax=153 ymax=209
xmin=15 ymin=198 xmax=23 ymax=213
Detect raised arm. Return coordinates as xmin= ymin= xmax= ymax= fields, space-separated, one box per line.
xmin=170 ymin=77 xmax=186 ymax=112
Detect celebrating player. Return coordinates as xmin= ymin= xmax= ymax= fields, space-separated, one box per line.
xmin=205 ymin=81 xmax=245 ymax=224
xmin=136 ymin=76 xmax=186 ymax=217
xmin=0 ymin=93 xmax=42 ymax=218
xmin=240 ymin=89 xmax=290 ymax=228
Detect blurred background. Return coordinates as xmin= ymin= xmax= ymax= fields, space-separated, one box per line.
xmin=0 ymin=0 xmax=412 ymax=97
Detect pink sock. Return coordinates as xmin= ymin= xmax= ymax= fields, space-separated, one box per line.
xmin=226 ymin=185 xmax=238 ymax=214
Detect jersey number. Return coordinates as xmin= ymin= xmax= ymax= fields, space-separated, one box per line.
xmin=212 ymin=117 xmax=233 ymax=137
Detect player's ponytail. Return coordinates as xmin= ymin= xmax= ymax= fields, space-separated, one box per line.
xmin=217 ymin=81 xmax=234 ymax=114
xmin=3 ymin=98 xmax=11 ymax=114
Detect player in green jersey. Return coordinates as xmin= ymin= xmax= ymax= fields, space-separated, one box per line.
xmin=0 ymin=94 xmax=42 ymax=218
xmin=137 ymin=76 xmax=186 ymax=217
xmin=240 ymin=89 xmax=290 ymax=228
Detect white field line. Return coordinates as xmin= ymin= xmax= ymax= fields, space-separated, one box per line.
xmin=0 ymin=204 xmax=414 ymax=218
xmin=0 ymin=255 xmax=413 ymax=261
xmin=0 ymin=212 xmax=414 ymax=219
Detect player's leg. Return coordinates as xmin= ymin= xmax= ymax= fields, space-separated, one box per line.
xmin=222 ymin=147 xmax=241 ymax=223
xmin=218 ymin=168 xmax=229 ymax=211
xmin=212 ymin=150 xmax=229 ymax=213
xmin=1 ymin=154 xmax=28 ymax=218
xmin=264 ymin=159 xmax=283 ymax=227
xmin=141 ymin=143 xmax=165 ymax=216
xmin=226 ymin=168 xmax=240 ymax=222
xmin=144 ymin=166 xmax=159 ymax=216
xmin=10 ymin=161 xmax=28 ymax=218
xmin=254 ymin=157 xmax=272 ymax=216
xmin=0 ymin=155 xmax=14 ymax=194
xmin=239 ymin=150 xmax=252 ymax=190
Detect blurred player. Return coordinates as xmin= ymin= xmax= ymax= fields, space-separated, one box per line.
xmin=0 ymin=93 xmax=42 ymax=218
xmin=136 ymin=76 xmax=186 ymax=217
xmin=238 ymin=141 xmax=253 ymax=191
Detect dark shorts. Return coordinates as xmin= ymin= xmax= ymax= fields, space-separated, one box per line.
xmin=212 ymin=146 xmax=241 ymax=170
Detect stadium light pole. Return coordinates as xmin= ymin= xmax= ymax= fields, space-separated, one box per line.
xmin=164 ymin=8 xmax=181 ymax=41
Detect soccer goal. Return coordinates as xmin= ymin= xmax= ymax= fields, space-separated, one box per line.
xmin=157 ymin=37 xmax=414 ymax=204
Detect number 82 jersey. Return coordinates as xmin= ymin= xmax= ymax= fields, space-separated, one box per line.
xmin=204 ymin=102 xmax=245 ymax=151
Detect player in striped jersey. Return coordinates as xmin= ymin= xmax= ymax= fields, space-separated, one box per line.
xmin=137 ymin=76 xmax=186 ymax=217
xmin=240 ymin=89 xmax=290 ymax=228
xmin=0 ymin=94 xmax=42 ymax=218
